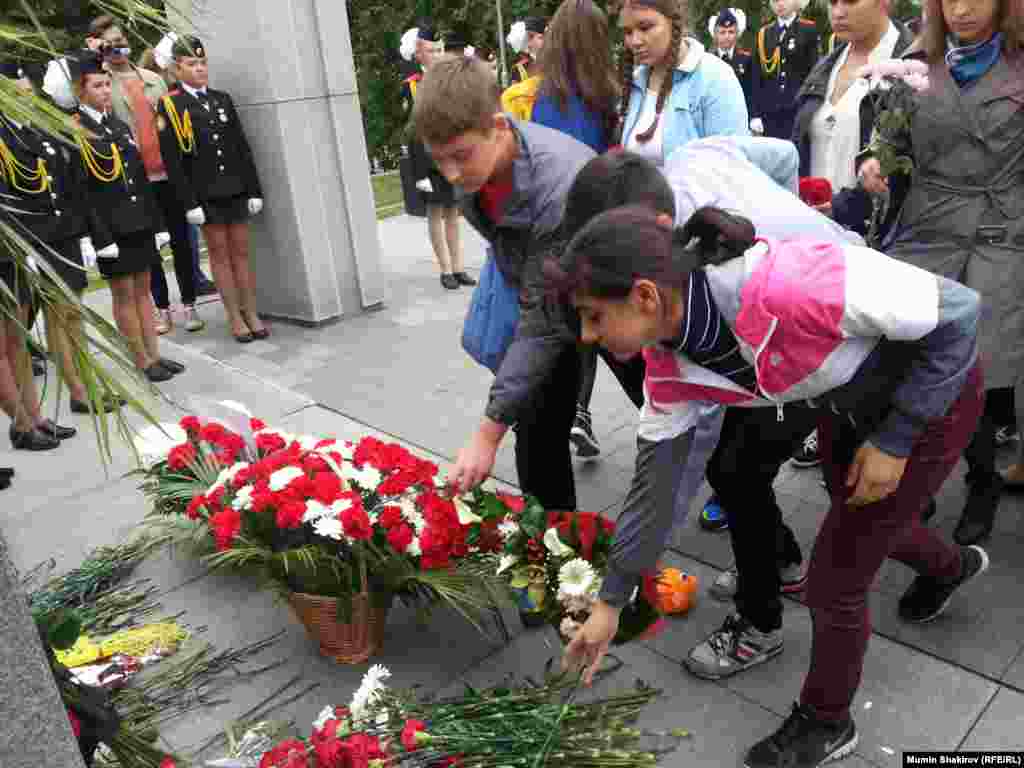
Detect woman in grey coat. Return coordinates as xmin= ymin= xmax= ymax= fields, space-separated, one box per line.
xmin=867 ymin=0 xmax=1022 ymax=546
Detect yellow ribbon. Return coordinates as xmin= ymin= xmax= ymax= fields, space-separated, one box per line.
xmin=0 ymin=139 xmax=51 ymax=194
xmin=758 ymin=27 xmax=782 ymax=76
xmin=162 ymin=95 xmax=195 ymax=155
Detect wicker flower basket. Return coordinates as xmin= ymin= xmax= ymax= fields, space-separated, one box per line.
xmin=288 ymin=590 xmax=393 ymax=664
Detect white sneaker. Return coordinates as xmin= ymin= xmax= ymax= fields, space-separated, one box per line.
xmin=710 ymin=566 xmax=738 ymax=601
xmin=415 ymin=178 xmax=434 ymax=193
xmin=709 ymin=563 xmax=807 ymax=602
xmin=183 ymin=305 xmax=205 ymax=332
xmin=154 ymin=308 xmax=171 ymax=335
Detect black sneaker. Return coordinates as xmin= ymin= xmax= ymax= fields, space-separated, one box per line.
xmin=745 ymin=703 xmax=857 ymax=768
xmin=994 ymin=425 xmax=1020 ymax=447
xmin=441 ymin=273 xmax=460 ymax=290
xmin=898 ymin=545 xmax=989 ymax=624
xmin=570 ymin=408 xmax=601 ymax=459
xmin=453 ymin=271 xmax=477 ymax=286
xmin=791 ymin=430 xmax=822 ymax=468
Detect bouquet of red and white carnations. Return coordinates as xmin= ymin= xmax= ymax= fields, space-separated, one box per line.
xmin=136 ymin=407 xmax=517 ymax=632
xmin=209 ymin=663 xmax=689 ymax=768
xmin=493 ymin=502 xmax=670 ymax=645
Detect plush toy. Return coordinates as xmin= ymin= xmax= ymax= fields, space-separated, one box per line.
xmin=653 ymin=568 xmax=699 ymax=615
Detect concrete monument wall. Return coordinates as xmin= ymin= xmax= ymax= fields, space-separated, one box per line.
xmin=189 ymin=0 xmax=388 ymax=323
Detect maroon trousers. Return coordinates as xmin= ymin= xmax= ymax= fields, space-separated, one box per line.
xmin=801 ymin=363 xmax=984 ymax=721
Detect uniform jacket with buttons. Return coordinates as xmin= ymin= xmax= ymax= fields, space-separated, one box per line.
xmin=0 ymin=117 xmax=90 ymax=244
xmin=75 ymin=109 xmax=163 ymax=250
xmin=717 ymin=47 xmax=753 ymax=115
xmin=157 ymin=87 xmax=262 ymax=212
xmin=751 ymin=17 xmax=821 ymax=118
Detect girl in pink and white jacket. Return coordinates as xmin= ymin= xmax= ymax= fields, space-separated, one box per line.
xmin=554 ymin=205 xmax=987 ymax=768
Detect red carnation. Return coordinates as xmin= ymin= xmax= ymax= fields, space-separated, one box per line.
xmin=207 ymin=485 xmax=227 ymax=512
xmin=341 ymin=504 xmax=373 ymax=541
xmin=311 ymin=472 xmax=343 ymax=505
xmin=276 ymin=500 xmax=306 ymax=529
xmin=412 ymin=459 xmax=439 ymax=485
xmin=497 ymin=493 xmax=525 ymax=514
xmin=387 ymin=523 xmax=415 ymax=553
xmin=340 ymin=732 xmax=385 ymax=767
xmin=476 ymin=518 xmax=503 ymax=553
xmin=377 ymin=470 xmax=417 ymax=497
xmin=352 ymin=436 xmax=385 ymax=468
xmin=209 ymin=508 xmax=242 ymax=550
xmin=378 ymin=505 xmax=404 ymax=530
xmin=167 ymin=443 xmax=197 ymax=471
xmin=256 ymin=432 xmax=287 ymax=455
xmin=258 ymin=739 xmax=308 ymax=768
xmin=303 ymin=453 xmax=329 ymax=474
xmin=233 ymin=466 xmax=254 ymax=488
xmin=185 ymin=495 xmax=206 ymax=520
xmin=250 ymin=418 xmax=266 ymax=431
xmin=199 ymin=422 xmax=228 ymax=444
xmin=159 ymin=759 xmax=177 ymax=768
xmin=401 ymin=719 xmax=427 ymax=751
xmin=179 ymin=415 xmax=201 ymax=436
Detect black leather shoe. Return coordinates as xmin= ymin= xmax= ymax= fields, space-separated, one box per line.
xmin=10 ymin=426 xmax=60 ymax=451
xmin=954 ymin=476 xmax=1003 ymax=545
xmin=440 ymin=273 xmax=460 ymax=290
xmin=454 ymin=271 xmax=477 ymax=286
xmin=144 ymin=363 xmax=174 ymax=383
xmin=158 ymin=358 xmax=186 ymax=375
xmin=196 ymin=281 xmax=219 ymax=297
xmin=70 ymin=396 xmax=125 ymax=414
xmin=36 ymin=419 xmax=76 ymax=440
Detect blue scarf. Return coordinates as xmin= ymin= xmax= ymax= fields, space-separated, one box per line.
xmin=946 ymin=33 xmax=1002 ymax=89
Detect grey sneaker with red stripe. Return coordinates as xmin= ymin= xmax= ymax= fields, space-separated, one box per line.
xmin=684 ymin=614 xmax=783 ymax=680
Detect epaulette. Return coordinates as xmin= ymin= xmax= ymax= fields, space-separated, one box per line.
xmin=799 ymin=17 xmax=817 ymax=26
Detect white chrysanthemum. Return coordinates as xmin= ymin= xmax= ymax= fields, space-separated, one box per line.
xmin=268 ymin=466 xmax=304 ymax=491
xmin=133 ymin=423 xmax=188 ymax=466
xmin=498 ymin=518 xmax=520 ymax=542
xmin=496 ymin=554 xmax=520 ymax=575
xmin=232 ymin=484 xmax=255 ymax=511
xmin=558 ymin=559 xmax=597 ymax=598
xmin=303 ymin=499 xmax=332 ymax=523
xmin=454 ymin=496 xmax=482 ymax=525
xmin=543 ymin=527 xmax=574 ymax=557
xmin=350 ymin=664 xmax=391 ymax=722
xmin=345 ymin=463 xmax=382 ymax=490
xmin=313 ymin=517 xmax=344 ymax=541
xmin=209 ymin=461 xmax=250 ymax=496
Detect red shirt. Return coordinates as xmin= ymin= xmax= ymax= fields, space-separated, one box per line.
xmin=478 ymin=177 xmax=514 ymax=225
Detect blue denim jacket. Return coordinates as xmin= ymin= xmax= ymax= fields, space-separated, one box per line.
xmin=621 ymin=38 xmax=750 ymax=162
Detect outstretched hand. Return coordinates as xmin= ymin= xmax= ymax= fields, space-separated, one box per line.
xmin=562 ymin=600 xmax=621 ymax=687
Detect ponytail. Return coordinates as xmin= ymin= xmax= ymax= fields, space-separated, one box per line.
xmin=679 ymin=207 xmax=756 ymax=266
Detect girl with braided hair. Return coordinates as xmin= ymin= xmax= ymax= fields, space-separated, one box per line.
xmin=618 ymin=0 xmax=748 ymax=166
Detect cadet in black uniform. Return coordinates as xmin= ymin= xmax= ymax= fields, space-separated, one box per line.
xmin=158 ymin=37 xmax=268 ymax=342
xmin=71 ymin=50 xmax=184 ymax=383
xmin=708 ymin=9 xmax=753 ymax=116
xmin=0 ymin=66 xmax=124 ymax=414
xmin=0 ymin=61 xmax=77 ymax=451
xmin=506 ymin=16 xmax=546 ymax=84
xmin=399 ymin=26 xmax=473 ymax=291
xmin=750 ymin=0 xmax=821 ymax=140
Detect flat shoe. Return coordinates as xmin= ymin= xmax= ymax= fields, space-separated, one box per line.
xmin=234 ymin=332 xmax=255 ymax=344
xmin=144 ymin=363 xmax=174 ymax=383
xmin=10 ymin=426 xmax=60 ymax=451
xmin=36 ymin=418 xmax=77 ymax=440
xmin=70 ymin=396 xmax=124 ymax=414
xmin=158 ymin=357 xmax=186 ymax=374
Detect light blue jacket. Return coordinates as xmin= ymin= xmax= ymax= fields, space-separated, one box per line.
xmin=621 ymin=38 xmax=749 ymax=163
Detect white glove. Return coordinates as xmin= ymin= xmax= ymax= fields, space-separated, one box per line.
xmin=80 ymin=237 xmax=97 ymax=269
xmin=97 ymin=243 xmax=120 ymax=261
xmin=415 ymin=178 xmax=434 ymax=193
xmin=155 ymin=231 xmax=171 ymax=249
xmin=43 ymin=58 xmax=77 ymax=110
xmin=186 ymin=207 xmax=206 ymax=226
xmin=750 ymin=118 xmax=765 ymax=135
xmin=247 ymin=198 xmax=264 ymax=216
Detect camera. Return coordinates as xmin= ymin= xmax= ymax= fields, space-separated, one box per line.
xmin=97 ymin=40 xmax=130 ymax=59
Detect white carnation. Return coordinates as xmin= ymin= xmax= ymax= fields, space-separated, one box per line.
xmin=133 ymin=422 xmax=188 ymax=466
xmin=268 ymin=466 xmax=304 ymax=491
xmin=312 ymin=704 xmax=337 ymax=730
xmin=400 ymin=498 xmax=426 ymax=533
xmin=454 ymin=496 xmax=482 ymax=525
xmin=345 ymin=463 xmax=382 ymax=490
xmin=313 ymin=517 xmax=344 ymax=541
xmin=406 ymin=536 xmax=422 ymax=557
xmin=543 ymin=527 xmax=574 ymax=557
xmin=303 ymin=500 xmax=332 ymax=523
xmin=232 ymin=484 xmax=255 ymax=511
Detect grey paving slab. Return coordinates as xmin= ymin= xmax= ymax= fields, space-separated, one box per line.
xmin=1001 ymin=648 xmax=1024 ymax=689
xmin=961 ymin=687 xmax=1024 ymax=750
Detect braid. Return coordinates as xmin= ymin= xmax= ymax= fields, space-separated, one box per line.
xmin=616 ymin=45 xmax=635 ymax=144
xmin=633 ymin=7 xmax=684 ymax=144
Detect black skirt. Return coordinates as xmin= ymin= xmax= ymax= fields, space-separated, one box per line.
xmin=409 ymin=140 xmax=456 ymax=207
xmin=40 ymin=237 xmax=88 ymax=293
xmin=203 ymin=195 xmax=250 ymax=226
xmin=0 ymin=259 xmax=34 ymax=309
xmin=98 ymin=231 xmax=161 ymax=280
